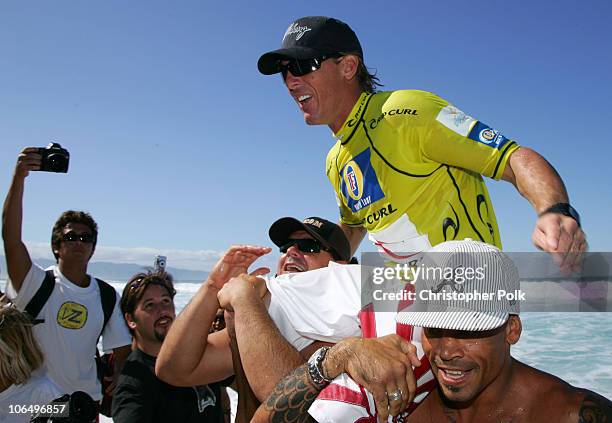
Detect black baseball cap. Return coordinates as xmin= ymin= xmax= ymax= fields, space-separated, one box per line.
xmin=258 ymin=16 xmax=363 ymax=75
xmin=269 ymin=216 xmax=351 ymax=262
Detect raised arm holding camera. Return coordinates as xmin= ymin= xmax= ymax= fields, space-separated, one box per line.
xmin=2 ymin=146 xmax=132 ymax=410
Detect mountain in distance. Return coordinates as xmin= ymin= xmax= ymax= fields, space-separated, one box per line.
xmin=0 ymin=255 xmax=208 ymax=282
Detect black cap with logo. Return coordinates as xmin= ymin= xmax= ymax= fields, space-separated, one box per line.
xmin=258 ymin=16 xmax=363 ymax=75
xmin=269 ymin=216 xmax=351 ymax=262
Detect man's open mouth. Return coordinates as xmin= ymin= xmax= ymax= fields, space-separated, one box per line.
xmin=283 ymin=262 xmax=307 ymax=273
xmin=155 ymin=317 xmax=172 ymax=327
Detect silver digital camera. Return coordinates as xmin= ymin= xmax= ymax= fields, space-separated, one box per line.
xmin=154 ymin=255 xmax=167 ymax=271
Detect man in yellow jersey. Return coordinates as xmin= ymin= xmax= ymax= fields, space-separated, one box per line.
xmin=257 ymin=16 xmax=586 ymax=272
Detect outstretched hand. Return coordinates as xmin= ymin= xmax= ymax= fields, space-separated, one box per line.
xmin=533 ymin=213 xmax=587 ymax=274
xmin=207 ymin=245 xmax=271 ymax=290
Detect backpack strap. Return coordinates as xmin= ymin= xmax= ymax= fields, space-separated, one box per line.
xmin=95 ymin=278 xmax=117 ymax=338
xmin=24 ymin=270 xmax=56 ymax=325
xmin=94 ymin=278 xmax=118 ymax=401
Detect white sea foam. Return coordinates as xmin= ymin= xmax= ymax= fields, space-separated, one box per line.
xmin=513 ymin=312 xmax=612 ymax=397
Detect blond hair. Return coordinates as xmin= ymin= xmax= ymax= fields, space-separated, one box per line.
xmin=0 ymin=306 xmax=44 ymax=385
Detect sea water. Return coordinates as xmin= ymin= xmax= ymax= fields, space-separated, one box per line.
xmin=3 ymin=280 xmax=611 ymax=400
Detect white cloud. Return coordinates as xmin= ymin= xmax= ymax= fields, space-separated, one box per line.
xmin=17 ymin=242 xmax=56 ymax=262
xmin=92 ymin=245 xmax=225 ymax=271
xmin=1 ymin=242 xmax=280 ymax=273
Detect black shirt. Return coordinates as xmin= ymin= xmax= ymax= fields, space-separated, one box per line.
xmin=112 ymin=348 xmax=224 ymax=423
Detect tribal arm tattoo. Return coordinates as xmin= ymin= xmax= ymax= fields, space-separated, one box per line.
xmin=260 ymin=364 xmax=319 ymax=423
xmin=578 ymin=392 xmax=612 ymax=422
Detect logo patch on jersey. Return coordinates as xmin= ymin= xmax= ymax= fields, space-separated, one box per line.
xmin=341 ymin=148 xmax=385 ymax=212
xmin=344 ymin=162 xmax=363 ymax=200
xmin=346 ymin=93 xmax=369 ymax=129
xmin=369 ymin=108 xmax=418 ymax=129
xmin=468 ymin=121 xmax=509 ymax=149
xmin=436 ymin=105 xmax=476 ymax=137
xmin=57 ymin=302 xmax=88 ymax=329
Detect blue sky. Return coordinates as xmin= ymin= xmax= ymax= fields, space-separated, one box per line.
xmin=1 ymin=0 xmax=610 ymax=271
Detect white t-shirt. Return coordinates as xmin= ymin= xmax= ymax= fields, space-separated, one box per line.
xmin=264 ymin=263 xmax=435 ymax=422
xmin=0 ymin=374 xmax=63 ymax=423
xmin=6 ymin=264 xmax=131 ymax=400
xmin=266 ymin=262 xmax=363 ymax=350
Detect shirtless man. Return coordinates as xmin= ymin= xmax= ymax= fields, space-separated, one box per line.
xmin=255 ymin=239 xmax=611 ymax=422
xmin=402 ymin=240 xmax=612 ymax=422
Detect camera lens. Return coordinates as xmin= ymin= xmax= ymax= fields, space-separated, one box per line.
xmin=46 ymin=153 xmax=68 ymax=172
xmin=69 ymin=391 xmax=98 ymax=422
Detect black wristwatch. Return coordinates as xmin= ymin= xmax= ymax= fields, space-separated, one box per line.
xmin=540 ymin=203 xmax=581 ymax=227
xmin=307 ymin=346 xmax=333 ymax=389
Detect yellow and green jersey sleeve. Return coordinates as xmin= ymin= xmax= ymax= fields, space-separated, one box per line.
xmin=326 ymin=90 xmax=519 ymax=253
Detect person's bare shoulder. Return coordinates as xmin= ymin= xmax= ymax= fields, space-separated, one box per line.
xmin=573 ymin=390 xmax=612 ymax=422
xmin=519 ymin=364 xmax=612 ymax=422
xmin=544 ymin=387 xmax=612 ymax=422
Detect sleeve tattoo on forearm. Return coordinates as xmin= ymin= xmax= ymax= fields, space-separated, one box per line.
xmin=263 ymin=365 xmax=319 ymax=423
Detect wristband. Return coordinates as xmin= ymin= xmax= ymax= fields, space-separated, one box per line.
xmin=539 ymin=203 xmax=581 ymax=227
xmin=307 ymin=346 xmax=332 ymax=389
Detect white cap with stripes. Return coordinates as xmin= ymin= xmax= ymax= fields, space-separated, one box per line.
xmin=396 ymin=239 xmax=520 ymax=331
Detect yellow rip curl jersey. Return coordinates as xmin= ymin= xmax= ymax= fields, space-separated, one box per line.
xmin=326 ymin=90 xmax=519 ymax=261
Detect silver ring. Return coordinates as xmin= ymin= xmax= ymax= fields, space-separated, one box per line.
xmin=387 ymin=389 xmax=402 ymax=402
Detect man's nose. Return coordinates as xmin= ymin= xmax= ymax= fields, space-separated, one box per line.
xmin=284 ymin=70 xmax=301 ymax=88
xmin=436 ymin=335 xmax=464 ymax=362
xmin=286 ymin=243 xmax=302 ymax=257
xmin=152 ymin=302 xmax=173 ymax=314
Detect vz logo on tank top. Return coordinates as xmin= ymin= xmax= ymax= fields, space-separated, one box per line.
xmin=284 ymin=23 xmax=311 ymax=41
xmin=341 ymin=148 xmax=385 ymax=213
xmin=57 ymin=302 xmax=88 ymax=329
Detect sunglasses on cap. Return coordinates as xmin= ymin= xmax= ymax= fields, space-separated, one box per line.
xmin=279 ymin=238 xmax=335 ymax=256
xmin=62 ymin=231 xmax=95 ymax=243
xmin=128 ymin=276 xmax=176 ymax=296
xmin=279 ymin=53 xmax=342 ymax=78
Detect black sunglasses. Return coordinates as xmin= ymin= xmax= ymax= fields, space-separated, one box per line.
xmin=279 ymin=238 xmax=331 ymax=255
xmin=62 ymin=231 xmax=95 ymax=243
xmin=279 ymin=54 xmax=342 ymax=78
